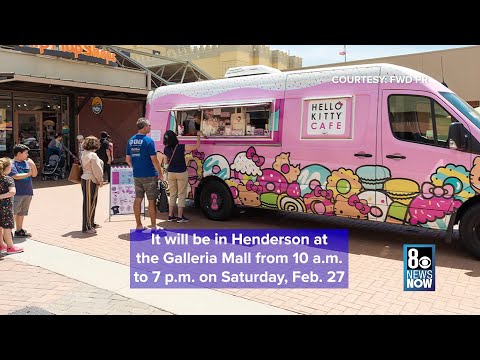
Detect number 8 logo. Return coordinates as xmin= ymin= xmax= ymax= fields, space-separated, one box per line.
xmin=408 ymin=248 xmax=418 ymax=269
xmin=408 ymin=248 xmax=431 ymax=269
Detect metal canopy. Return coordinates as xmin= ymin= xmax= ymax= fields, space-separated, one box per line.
xmin=102 ymin=45 xmax=212 ymax=87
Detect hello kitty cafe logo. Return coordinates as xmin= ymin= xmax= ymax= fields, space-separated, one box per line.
xmin=307 ymin=98 xmax=346 ymax=136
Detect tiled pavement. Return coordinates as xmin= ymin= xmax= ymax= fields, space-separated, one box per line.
xmin=4 ymin=178 xmax=480 ymax=315
xmin=0 ymin=258 xmax=170 ymax=315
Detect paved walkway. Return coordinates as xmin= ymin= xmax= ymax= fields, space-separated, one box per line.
xmin=6 ymin=239 xmax=292 ymax=315
xmin=0 ymin=256 xmax=170 ymax=315
xmin=3 ymin=178 xmax=480 ymax=315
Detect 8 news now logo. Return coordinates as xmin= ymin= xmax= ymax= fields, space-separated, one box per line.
xmin=403 ymin=244 xmax=435 ymax=291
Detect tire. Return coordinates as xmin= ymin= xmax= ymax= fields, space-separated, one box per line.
xmin=199 ymin=180 xmax=233 ymax=221
xmin=459 ymin=203 xmax=480 ymax=259
xmin=53 ymin=175 xmax=58 ymax=181
xmin=42 ymin=176 xmax=46 ymax=181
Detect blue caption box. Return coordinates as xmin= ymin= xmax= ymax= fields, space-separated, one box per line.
xmin=130 ymin=229 xmax=348 ymax=289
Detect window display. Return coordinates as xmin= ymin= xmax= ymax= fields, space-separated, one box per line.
xmin=174 ymin=102 xmax=273 ymax=138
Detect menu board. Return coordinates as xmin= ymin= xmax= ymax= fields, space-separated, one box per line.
xmin=110 ymin=166 xmax=145 ymax=216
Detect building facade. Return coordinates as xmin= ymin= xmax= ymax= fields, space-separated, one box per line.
xmin=301 ymin=45 xmax=480 ymax=107
xmin=0 ymin=45 xmax=206 ymax=170
xmin=119 ymin=45 xmax=302 ymax=79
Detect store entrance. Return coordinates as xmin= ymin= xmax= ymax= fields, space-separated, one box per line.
xmin=14 ymin=111 xmax=43 ymax=170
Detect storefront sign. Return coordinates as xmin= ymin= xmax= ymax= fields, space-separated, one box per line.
xmin=92 ymin=97 xmax=103 ymax=115
xmin=16 ymin=45 xmax=118 ymax=66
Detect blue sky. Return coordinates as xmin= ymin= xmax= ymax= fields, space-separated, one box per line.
xmin=269 ymin=45 xmax=473 ymax=67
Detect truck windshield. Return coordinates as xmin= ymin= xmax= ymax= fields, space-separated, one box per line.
xmin=440 ymin=91 xmax=480 ymax=129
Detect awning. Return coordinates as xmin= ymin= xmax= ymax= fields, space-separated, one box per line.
xmin=0 ymin=72 xmax=149 ymax=101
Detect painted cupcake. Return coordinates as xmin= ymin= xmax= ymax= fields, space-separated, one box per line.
xmin=230 ymin=146 xmax=264 ymax=183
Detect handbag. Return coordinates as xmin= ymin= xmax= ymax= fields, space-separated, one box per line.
xmin=156 ymin=181 xmax=169 ymax=213
xmin=68 ymin=163 xmax=83 ymax=184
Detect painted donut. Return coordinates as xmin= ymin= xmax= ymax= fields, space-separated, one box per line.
xmin=298 ymin=164 xmax=331 ymax=196
xmin=327 ymin=168 xmax=362 ymax=198
xmin=203 ymin=155 xmax=231 ymax=180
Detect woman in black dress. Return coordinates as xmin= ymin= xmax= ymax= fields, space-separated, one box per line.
xmin=0 ymin=157 xmax=23 ymax=254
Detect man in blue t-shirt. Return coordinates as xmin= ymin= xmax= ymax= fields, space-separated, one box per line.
xmin=126 ymin=117 xmax=163 ymax=230
xmin=8 ymin=144 xmax=38 ymax=238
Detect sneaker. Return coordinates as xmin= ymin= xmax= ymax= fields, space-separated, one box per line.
xmin=176 ymin=216 xmax=190 ymax=223
xmin=0 ymin=245 xmax=7 ymax=254
xmin=167 ymin=216 xmax=178 ymax=222
xmin=6 ymin=246 xmax=23 ymax=254
xmin=14 ymin=229 xmax=31 ymax=237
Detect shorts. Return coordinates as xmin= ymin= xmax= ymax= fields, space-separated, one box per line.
xmin=13 ymin=195 xmax=33 ymax=216
xmin=134 ymin=177 xmax=159 ymax=200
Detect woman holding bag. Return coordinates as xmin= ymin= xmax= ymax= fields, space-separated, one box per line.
xmin=80 ymin=136 xmax=104 ymax=234
xmin=163 ymin=130 xmax=202 ymax=223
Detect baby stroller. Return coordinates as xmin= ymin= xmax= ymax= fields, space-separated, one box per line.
xmin=42 ymin=151 xmax=66 ymax=181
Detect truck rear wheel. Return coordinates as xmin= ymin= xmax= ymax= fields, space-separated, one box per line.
xmin=200 ymin=180 xmax=233 ymax=221
xmin=459 ymin=203 xmax=480 ymax=259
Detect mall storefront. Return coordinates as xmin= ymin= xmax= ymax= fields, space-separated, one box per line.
xmin=0 ymin=92 xmax=70 ymax=170
xmin=0 ymin=45 xmax=150 ymax=171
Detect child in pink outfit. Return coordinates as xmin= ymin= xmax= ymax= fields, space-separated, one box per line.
xmin=0 ymin=158 xmax=23 ymax=254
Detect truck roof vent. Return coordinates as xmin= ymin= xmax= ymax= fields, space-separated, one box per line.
xmin=224 ymin=65 xmax=281 ymax=78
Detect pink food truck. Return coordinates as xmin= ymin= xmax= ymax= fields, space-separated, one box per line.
xmin=146 ymin=64 xmax=480 ymax=258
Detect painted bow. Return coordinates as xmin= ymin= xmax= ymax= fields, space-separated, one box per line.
xmin=246 ymin=146 xmax=265 ymax=167
xmin=246 ymin=180 xmax=263 ymax=194
xmin=422 ymin=183 xmax=454 ymax=199
xmin=313 ymin=186 xmax=333 ymax=199
xmin=192 ymin=150 xmax=205 ymax=161
xmin=348 ymin=195 xmax=370 ymax=215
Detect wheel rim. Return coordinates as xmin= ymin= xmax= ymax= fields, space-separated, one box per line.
xmin=207 ymin=192 xmax=223 ymax=212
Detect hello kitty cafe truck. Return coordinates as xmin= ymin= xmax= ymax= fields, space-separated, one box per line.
xmin=146 ymin=63 xmax=480 ymax=259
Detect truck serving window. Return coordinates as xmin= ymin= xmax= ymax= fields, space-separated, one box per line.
xmin=174 ymin=102 xmax=273 ymax=138
xmin=388 ymin=95 xmax=457 ymax=147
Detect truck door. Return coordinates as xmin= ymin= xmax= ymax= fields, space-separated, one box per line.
xmin=380 ymin=90 xmax=471 ymax=229
xmin=279 ymin=81 xmax=380 ymax=220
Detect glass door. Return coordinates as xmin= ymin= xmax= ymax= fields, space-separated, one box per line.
xmin=14 ymin=111 xmax=43 ymax=170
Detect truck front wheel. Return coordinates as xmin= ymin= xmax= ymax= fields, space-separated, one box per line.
xmin=199 ymin=181 xmax=233 ymax=221
xmin=459 ymin=203 xmax=480 ymax=259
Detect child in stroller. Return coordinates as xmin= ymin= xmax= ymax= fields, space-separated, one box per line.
xmin=41 ymin=148 xmax=66 ymax=181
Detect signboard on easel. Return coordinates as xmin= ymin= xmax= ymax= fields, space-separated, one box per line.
xmin=109 ymin=165 xmax=145 ymax=220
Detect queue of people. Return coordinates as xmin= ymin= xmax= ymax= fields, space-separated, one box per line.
xmin=0 ymin=117 xmax=203 ymax=252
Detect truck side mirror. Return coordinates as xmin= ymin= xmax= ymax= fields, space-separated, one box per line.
xmin=448 ymin=122 xmax=468 ymax=150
